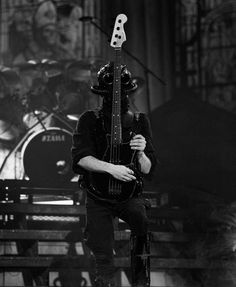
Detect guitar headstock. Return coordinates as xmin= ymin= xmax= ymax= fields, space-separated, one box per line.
xmin=110 ymin=14 xmax=128 ymax=49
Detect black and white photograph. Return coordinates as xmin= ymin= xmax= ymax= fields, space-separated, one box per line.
xmin=0 ymin=0 xmax=236 ymax=286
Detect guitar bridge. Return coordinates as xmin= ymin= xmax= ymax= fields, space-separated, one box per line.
xmin=109 ymin=179 xmax=122 ymax=195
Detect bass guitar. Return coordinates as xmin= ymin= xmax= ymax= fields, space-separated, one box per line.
xmin=87 ymin=14 xmax=143 ymax=202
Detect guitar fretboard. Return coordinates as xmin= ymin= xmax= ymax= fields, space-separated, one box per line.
xmin=110 ymin=48 xmax=122 ymax=164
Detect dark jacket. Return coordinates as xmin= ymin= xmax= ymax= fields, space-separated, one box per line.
xmin=71 ymin=109 xmax=157 ymax=177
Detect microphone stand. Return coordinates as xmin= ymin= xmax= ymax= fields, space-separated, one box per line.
xmin=86 ymin=18 xmax=166 ymax=116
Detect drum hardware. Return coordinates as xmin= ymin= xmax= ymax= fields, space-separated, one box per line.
xmin=21 ymin=88 xmax=76 ymax=133
xmin=20 ymin=84 xmax=75 ymax=132
xmin=43 ymin=106 xmax=75 ymax=132
xmin=0 ymin=80 xmax=75 ymax=168
xmin=19 ymin=73 xmax=75 ymax=131
xmin=14 ymin=59 xmax=63 ymax=110
xmin=14 ymin=58 xmax=107 ymax=116
xmin=1 ymin=57 xmax=105 ymax=131
xmin=13 ymin=87 xmax=51 ymax=132
xmin=66 ymin=114 xmax=80 ymax=121
xmin=0 ymin=59 xmax=87 ymax=178
xmin=31 ymin=109 xmax=48 ymax=131
xmin=14 ymin=59 xmax=63 ymax=78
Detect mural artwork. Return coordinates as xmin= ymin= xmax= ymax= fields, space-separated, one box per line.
xmin=202 ymin=1 xmax=236 ymax=112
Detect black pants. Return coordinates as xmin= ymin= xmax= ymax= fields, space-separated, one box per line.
xmin=84 ymin=195 xmax=149 ymax=282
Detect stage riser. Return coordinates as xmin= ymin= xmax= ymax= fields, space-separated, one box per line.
xmin=0 ymin=180 xmax=229 ymax=287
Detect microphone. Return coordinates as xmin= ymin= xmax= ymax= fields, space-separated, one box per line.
xmin=79 ymin=16 xmax=96 ymax=22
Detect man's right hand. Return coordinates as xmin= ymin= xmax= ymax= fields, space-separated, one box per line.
xmin=108 ymin=164 xmax=136 ymax=182
xmin=78 ymin=156 xmax=136 ymax=182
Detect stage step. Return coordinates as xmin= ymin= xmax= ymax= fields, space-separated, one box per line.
xmin=0 ymin=179 xmax=228 ymax=287
xmin=0 ymin=203 xmax=188 ymax=220
xmin=0 ymin=229 xmax=191 ymax=242
xmin=0 ymin=203 xmax=86 ymax=216
xmin=0 ymin=256 xmax=232 ymax=270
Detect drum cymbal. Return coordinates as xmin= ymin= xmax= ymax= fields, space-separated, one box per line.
xmin=13 ymin=60 xmax=39 ymax=72
xmin=14 ymin=59 xmax=63 ymax=79
xmin=14 ymin=60 xmax=62 ymax=99
xmin=38 ymin=59 xmax=63 ymax=79
xmin=14 ymin=61 xmax=44 ymax=88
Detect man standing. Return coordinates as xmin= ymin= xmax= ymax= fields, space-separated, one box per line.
xmin=72 ymin=62 xmax=156 ymax=286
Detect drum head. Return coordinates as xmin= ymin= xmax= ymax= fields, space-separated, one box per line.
xmin=22 ymin=128 xmax=74 ymax=185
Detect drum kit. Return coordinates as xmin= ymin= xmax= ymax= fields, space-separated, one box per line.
xmin=0 ymin=58 xmax=144 ymax=184
xmin=0 ymin=58 xmax=105 ymax=183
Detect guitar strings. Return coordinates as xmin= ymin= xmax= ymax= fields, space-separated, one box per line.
xmin=110 ymin=50 xmax=122 ymax=195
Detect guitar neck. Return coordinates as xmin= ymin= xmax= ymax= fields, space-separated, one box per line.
xmin=109 ymin=13 xmax=127 ymax=149
xmin=111 ymin=48 xmax=122 ymax=147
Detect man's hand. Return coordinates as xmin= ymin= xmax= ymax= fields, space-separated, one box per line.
xmin=130 ymin=134 xmax=152 ymax=174
xmin=130 ymin=134 xmax=146 ymax=154
xmin=108 ymin=164 xmax=136 ymax=182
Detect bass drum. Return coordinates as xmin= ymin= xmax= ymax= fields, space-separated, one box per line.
xmin=21 ymin=128 xmax=74 ymax=185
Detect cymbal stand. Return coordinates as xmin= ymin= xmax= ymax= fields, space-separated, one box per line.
xmin=32 ymin=109 xmax=47 ymax=131
xmin=24 ymin=89 xmax=75 ymax=132
xmin=42 ymin=106 xmax=75 ymax=132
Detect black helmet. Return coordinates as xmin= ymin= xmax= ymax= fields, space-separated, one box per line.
xmin=91 ymin=62 xmax=137 ymax=96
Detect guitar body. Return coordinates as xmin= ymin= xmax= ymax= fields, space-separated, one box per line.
xmin=87 ymin=139 xmax=143 ymax=202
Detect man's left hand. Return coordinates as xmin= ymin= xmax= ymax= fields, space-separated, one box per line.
xmin=130 ymin=134 xmax=146 ymax=153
